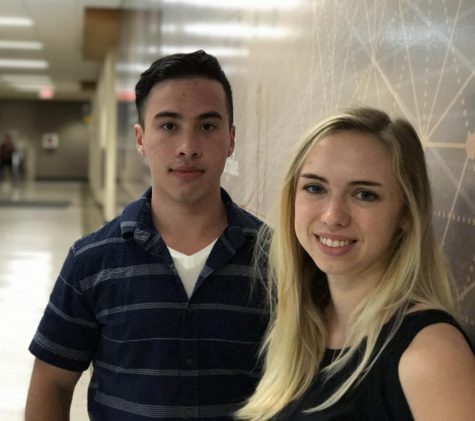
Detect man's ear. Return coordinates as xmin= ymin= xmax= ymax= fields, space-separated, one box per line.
xmin=228 ymin=125 xmax=236 ymax=157
xmin=134 ymin=124 xmax=145 ymax=156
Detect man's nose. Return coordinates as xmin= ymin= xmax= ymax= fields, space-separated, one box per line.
xmin=176 ymin=129 xmax=202 ymax=157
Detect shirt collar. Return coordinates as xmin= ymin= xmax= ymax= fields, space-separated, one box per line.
xmin=118 ymin=187 xmax=260 ymax=252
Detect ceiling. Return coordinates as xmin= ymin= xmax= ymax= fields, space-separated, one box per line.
xmin=0 ymin=0 xmax=123 ymax=101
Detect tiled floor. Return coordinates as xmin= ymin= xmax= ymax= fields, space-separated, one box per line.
xmin=0 ymin=180 xmax=104 ymax=421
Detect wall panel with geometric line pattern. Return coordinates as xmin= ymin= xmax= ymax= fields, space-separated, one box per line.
xmin=117 ymin=0 xmax=475 ymax=345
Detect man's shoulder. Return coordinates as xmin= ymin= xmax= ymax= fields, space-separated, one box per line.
xmin=71 ymin=193 xmax=150 ymax=258
xmin=221 ymin=188 xmax=265 ymax=232
xmin=232 ymin=203 xmax=265 ymax=231
xmin=71 ymin=215 xmax=124 ymax=258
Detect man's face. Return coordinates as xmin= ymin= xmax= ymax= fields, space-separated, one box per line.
xmin=134 ymin=78 xmax=235 ymax=206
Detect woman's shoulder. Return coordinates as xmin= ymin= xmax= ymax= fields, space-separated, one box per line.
xmin=401 ymin=316 xmax=473 ymax=363
xmin=400 ymin=303 xmax=472 ymax=363
xmin=398 ymin=318 xmax=475 ymax=419
xmin=381 ymin=304 xmax=472 ymax=364
xmin=400 ymin=304 xmax=461 ymax=333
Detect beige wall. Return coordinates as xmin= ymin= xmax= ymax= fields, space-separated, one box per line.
xmin=115 ymin=0 xmax=475 ymax=343
xmin=0 ymin=99 xmax=90 ymax=180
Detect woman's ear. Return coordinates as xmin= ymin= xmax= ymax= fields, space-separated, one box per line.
xmin=400 ymin=215 xmax=410 ymax=231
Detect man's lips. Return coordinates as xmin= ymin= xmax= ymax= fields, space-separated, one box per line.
xmin=171 ymin=166 xmax=203 ymax=172
xmin=170 ymin=166 xmax=204 ymax=179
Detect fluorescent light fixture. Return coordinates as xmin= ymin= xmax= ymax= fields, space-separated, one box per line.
xmin=183 ymin=23 xmax=289 ymax=40
xmin=147 ymin=45 xmax=249 ymax=58
xmin=0 ymin=59 xmax=48 ymax=69
xmin=11 ymin=84 xmax=54 ymax=92
xmin=162 ymin=0 xmax=298 ymax=10
xmin=0 ymin=16 xmax=33 ymax=27
xmin=0 ymin=75 xmax=53 ymax=93
xmin=116 ymin=62 xmax=150 ymax=73
xmin=161 ymin=23 xmax=179 ymax=34
xmin=0 ymin=74 xmax=51 ymax=83
xmin=0 ymin=40 xmax=43 ymax=50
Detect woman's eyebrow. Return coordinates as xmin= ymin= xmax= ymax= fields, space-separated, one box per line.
xmin=350 ymin=180 xmax=383 ymax=187
xmin=300 ymin=173 xmax=326 ymax=182
xmin=300 ymin=173 xmax=382 ymax=187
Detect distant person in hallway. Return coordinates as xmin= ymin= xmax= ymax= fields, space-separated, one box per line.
xmin=0 ymin=133 xmax=16 ymax=179
xmin=25 ymin=50 xmax=269 ymax=420
xmin=237 ymin=107 xmax=475 ymax=421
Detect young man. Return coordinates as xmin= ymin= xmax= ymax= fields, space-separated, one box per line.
xmin=25 ymin=50 xmax=269 ymax=420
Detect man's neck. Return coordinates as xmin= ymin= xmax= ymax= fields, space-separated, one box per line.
xmin=150 ymin=190 xmax=228 ymax=255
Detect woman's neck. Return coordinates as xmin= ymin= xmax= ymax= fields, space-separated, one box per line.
xmin=324 ymin=274 xmax=380 ymax=349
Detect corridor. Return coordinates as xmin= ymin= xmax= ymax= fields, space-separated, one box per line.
xmin=0 ymin=180 xmax=102 ymax=420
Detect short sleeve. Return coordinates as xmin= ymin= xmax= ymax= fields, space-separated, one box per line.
xmin=29 ymin=246 xmax=100 ymax=371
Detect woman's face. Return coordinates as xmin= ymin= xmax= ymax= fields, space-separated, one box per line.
xmin=294 ymin=130 xmax=406 ymax=286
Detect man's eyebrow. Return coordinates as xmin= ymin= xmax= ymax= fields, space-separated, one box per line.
xmin=152 ymin=111 xmax=224 ymax=121
xmin=153 ymin=111 xmax=180 ymax=119
xmin=197 ymin=111 xmax=223 ymax=121
xmin=299 ymin=173 xmax=382 ymax=187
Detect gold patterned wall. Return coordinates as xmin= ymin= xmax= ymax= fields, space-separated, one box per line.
xmin=116 ymin=0 xmax=475 ymax=344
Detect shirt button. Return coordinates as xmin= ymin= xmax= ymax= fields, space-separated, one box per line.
xmin=186 ymin=357 xmax=194 ymax=366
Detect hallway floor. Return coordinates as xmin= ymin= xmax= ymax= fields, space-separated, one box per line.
xmin=0 ymin=180 xmax=103 ymax=421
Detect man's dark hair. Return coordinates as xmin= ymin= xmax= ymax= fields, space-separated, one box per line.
xmin=135 ymin=50 xmax=233 ymax=127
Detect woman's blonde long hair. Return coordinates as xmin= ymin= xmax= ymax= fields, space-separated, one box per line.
xmin=237 ymin=107 xmax=457 ymax=421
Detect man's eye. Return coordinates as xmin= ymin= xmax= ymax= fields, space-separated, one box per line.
xmin=201 ymin=123 xmax=216 ymax=131
xmin=160 ymin=122 xmax=175 ymax=131
xmin=304 ymin=184 xmax=324 ymax=194
xmin=355 ymin=190 xmax=378 ymax=201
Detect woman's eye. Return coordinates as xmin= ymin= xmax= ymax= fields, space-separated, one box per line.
xmin=304 ymin=184 xmax=324 ymax=194
xmin=355 ymin=190 xmax=378 ymax=201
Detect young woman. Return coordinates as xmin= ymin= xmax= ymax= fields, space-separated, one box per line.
xmin=237 ymin=107 xmax=475 ymax=420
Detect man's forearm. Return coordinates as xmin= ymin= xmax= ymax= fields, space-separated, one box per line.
xmin=25 ymin=359 xmax=80 ymax=421
xmin=25 ymin=386 xmax=73 ymax=421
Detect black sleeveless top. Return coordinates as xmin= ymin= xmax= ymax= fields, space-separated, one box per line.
xmin=274 ymin=310 xmax=472 ymax=421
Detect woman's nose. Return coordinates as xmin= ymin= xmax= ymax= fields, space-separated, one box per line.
xmin=320 ymin=198 xmax=350 ymax=228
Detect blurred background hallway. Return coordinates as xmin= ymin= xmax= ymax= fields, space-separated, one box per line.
xmin=0 ymin=180 xmax=102 ymax=420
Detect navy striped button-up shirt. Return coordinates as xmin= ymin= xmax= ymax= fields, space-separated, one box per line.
xmin=29 ymin=188 xmax=269 ymax=420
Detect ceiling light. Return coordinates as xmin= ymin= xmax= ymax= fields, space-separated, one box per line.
xmin=0 ymin=16 xmax=33 ymax=27
xmin=116 ymin=62 xmax=150 ymax=73
xmin=161 ymin=23 xmax=178 ymax=34
xmin=0 ymin=74 xmax=51 ymax=83
xmin=147 ymin=45 xmax=249 ymax=58
xmin=7 ymin=82 xmax=54 ymax=92
xmin=0 ymin=41 xmax=43 ymax=50
xmin=162 ymin=0 xmax=298 ymax=10
xmin=183 ymin=23 xmax=289 ymax=40
xmin=0 ymin=59 xmax=48 ymax=69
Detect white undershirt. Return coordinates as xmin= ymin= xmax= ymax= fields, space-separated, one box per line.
xmin=168 ymin=239 xmax=218 ymax=298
